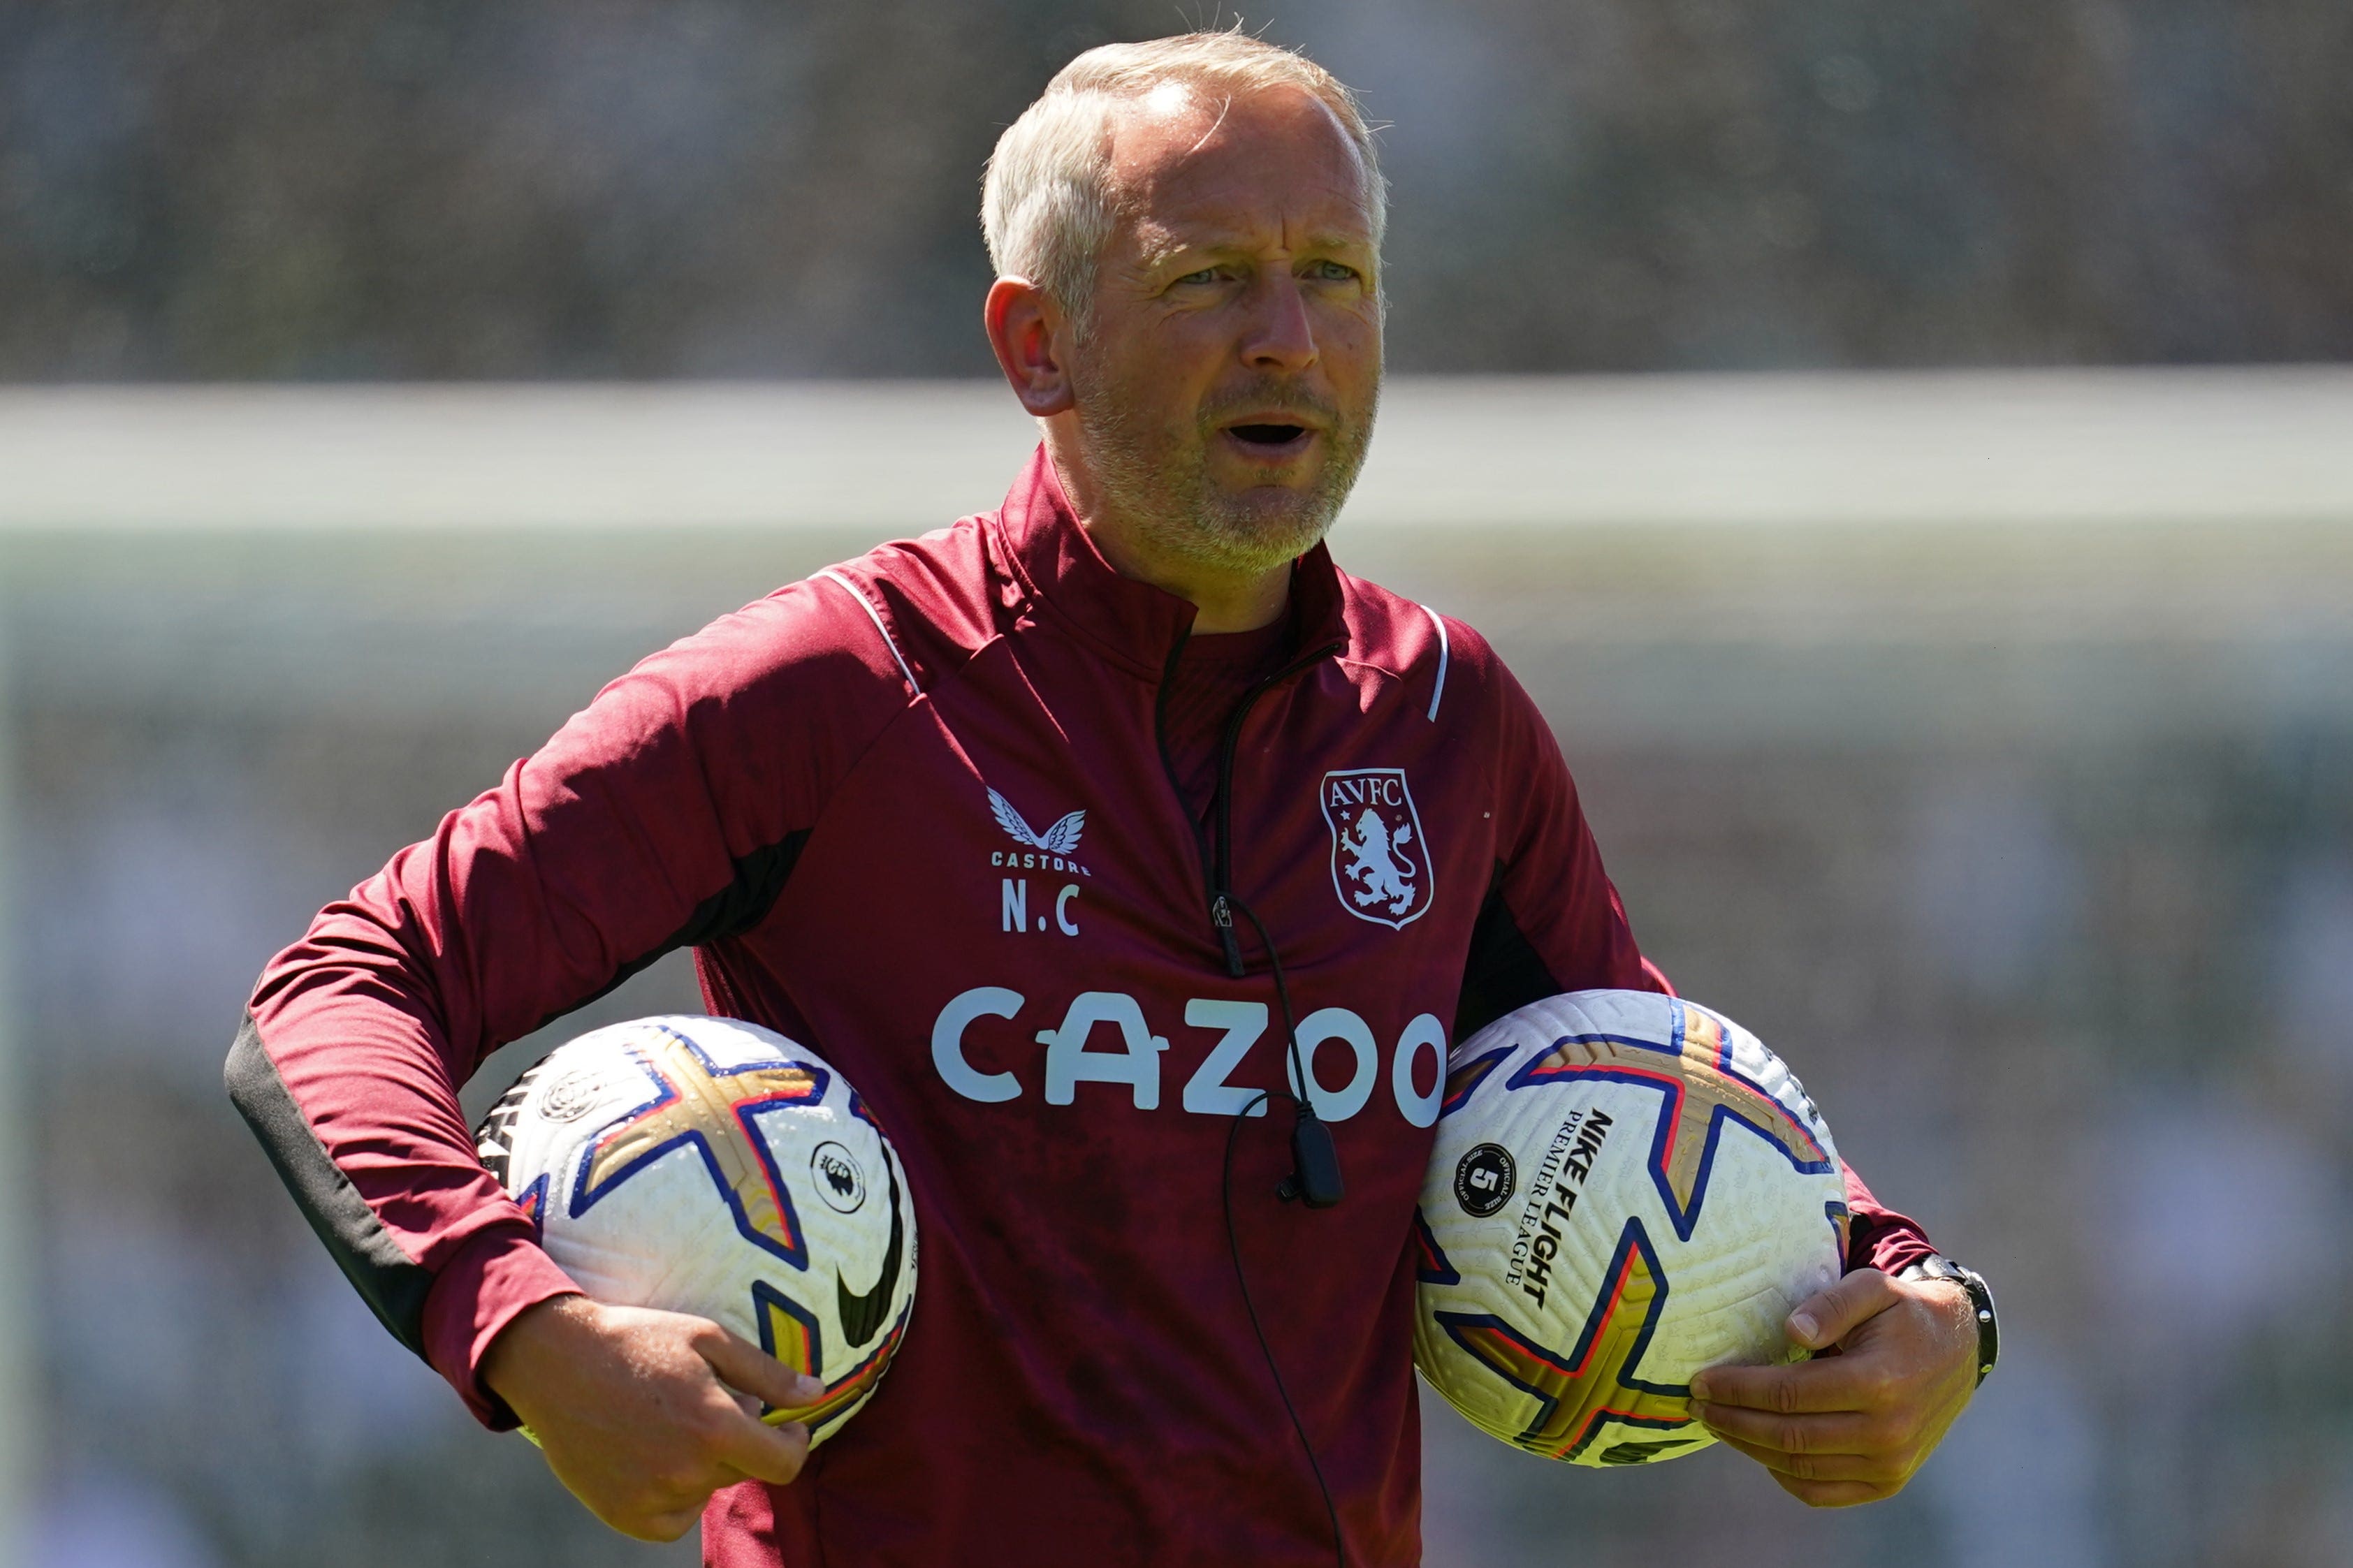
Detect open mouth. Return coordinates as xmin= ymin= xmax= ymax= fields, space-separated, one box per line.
xmin=1225 ymin=422 xmax=1313 ymax=450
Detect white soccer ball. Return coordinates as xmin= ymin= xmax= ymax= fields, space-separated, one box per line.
xmin=474 ymin=1015 xmax=917 ymax=1444
xmin=1413 ymin=990 xmax=1846 ymax=1467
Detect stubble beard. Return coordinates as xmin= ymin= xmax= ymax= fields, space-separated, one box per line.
xmin=1070 ymin=363 xmax=1378 ymax=579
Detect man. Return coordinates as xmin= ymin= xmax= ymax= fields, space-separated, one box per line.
xmin=228 ymin=31 xmax=1986 ymax=1567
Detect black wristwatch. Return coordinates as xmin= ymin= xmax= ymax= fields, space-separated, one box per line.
xmin=1899 ymin=1254 xmax=1999 ymax=1387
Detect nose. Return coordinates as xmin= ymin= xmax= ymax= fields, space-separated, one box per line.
xmin=1240 ymin=270 xmax=1318 ymax=374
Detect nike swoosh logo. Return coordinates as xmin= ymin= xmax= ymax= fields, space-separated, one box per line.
xmin=835 ymin=1153 xmax=905 ymax=1349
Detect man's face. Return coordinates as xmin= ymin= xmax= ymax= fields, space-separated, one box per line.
xmin=1063 ymin=82 xmax=1383 ymax=579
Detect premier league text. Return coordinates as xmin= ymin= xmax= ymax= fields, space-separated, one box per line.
xmin=1505 ymin=1106 xmax=1615 ymax=1310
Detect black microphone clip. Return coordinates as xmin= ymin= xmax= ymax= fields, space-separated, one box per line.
xmin=1277 ymin=1106 xmax=1346 ymax=1209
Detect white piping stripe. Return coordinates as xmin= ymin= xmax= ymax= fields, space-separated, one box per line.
xmin=817 ymin=569 xmax=921 ymax=696
xmin=1419 ymin=603 xmax=1450 ymax=721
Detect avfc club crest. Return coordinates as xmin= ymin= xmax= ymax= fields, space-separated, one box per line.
xmin=1321 ymin=768 xmax=1434 ymax=930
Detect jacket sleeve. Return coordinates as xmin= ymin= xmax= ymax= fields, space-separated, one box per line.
xmin=1450 ymin=631 xmax=1934 ymax=1276
xmin=226 ymin=578 xmax=913 ymax=1426
xmin=1450 ymin=642 xmax=1661 ymax=1041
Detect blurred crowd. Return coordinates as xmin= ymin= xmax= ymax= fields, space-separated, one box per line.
xmin=1 ymin=0 xmax=2348 ymax=380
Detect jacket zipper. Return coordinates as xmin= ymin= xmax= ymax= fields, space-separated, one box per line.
xmin=1153 ymin=631 xmax=1347 ymax=977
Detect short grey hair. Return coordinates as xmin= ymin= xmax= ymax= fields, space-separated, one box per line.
xmin=980 ymin=30 xmax=1386 ymax=333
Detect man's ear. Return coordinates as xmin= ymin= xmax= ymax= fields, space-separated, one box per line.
xmin=984 ymin=277 xmax=1077 ymax=418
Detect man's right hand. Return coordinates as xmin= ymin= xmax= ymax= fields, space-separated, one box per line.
xmin=481 ymin=1294 xmax=823 ymax=1541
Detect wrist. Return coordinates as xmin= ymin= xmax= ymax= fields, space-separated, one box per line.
xmin=423 ymin=1225 xmax=584 ymax=1429
xmin=1897 ymin=1254 xmax=1998 ymax=1386
xmin=480 ymin=1290 xmax=592 ymax=1409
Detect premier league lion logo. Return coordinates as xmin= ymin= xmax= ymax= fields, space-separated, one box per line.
xmin=1321 ymin=768 xmax=1434 ymax=930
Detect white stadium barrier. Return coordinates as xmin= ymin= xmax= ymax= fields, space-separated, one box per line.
xmin=1 ymin=369 xmax=2350 ymax=532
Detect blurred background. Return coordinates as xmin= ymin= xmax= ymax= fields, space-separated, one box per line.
xmin=3 ymin=3 xmax=2351 ymax=1567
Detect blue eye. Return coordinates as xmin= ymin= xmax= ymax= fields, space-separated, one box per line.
xmin=1176 ymin=267 xmax=1221 ymax=285
xmin=1308 ymin=260 xmax=1357 ymax=281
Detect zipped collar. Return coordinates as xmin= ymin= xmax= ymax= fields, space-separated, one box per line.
xmin=987 ymin=443 xmax=1353 ymax=679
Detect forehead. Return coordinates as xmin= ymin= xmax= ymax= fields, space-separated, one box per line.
xmin=1101 ymin=82 xmax=1375 ymax=254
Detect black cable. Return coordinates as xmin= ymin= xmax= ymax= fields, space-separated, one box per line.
xmin=1223 ymin=1087 xmax=1347 ymax=1568
xmin=1225 ymin=893 xmax=1305 ymax=1083
xmin=1185 ymin=633 xmax=1354 ymax=1562
xmin=1210 ymin=638 xmax=1348 ymax=941
xmin=1223 ymin=892 xmax=1344 ymax=1208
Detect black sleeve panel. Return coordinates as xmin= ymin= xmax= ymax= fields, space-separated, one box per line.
xmin=1452 ymin=861 xmax=1566 ymax=1043
xmin=225 ymin=1012 xmax=435 ymax=1356
xmin=674 ymin=828 xmax=810 ymax=946
xmin=524 ymin=828 xmax=810 ymax=1037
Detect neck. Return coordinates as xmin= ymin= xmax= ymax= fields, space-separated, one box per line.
xmin=1043 ymin=430 xmax=1293 ymax=635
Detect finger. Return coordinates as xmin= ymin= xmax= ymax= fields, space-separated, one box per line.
xmin=1709 ymin=1430 xmax=1904 ymax=1485
xmin=632 ymin=1508 xmax=704 ymax=1544
xmin=1712 ymin=1438 xmax=1910 ymax=1495
xmin=1786 ymin=1267 xmax=1900 ymax=1351
xmin=1686 ymin=1354 xmax=1886 ymax=1414
xmin=1691 ymin=1400 xmax=1895 ymax=1458
xmin=1767 ymin=1471 xmax=1891 ymax=1509
xmin=708 ymin=1408 xmax=813 ymax=1488
xmin=696 ymin=1324 xmax=826 ymax=1413
xmin=592 ymin=1487 xmax=707 ymax=1545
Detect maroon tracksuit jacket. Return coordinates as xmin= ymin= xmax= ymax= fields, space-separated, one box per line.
xmin=230 ymin=447 xmax=1930 ymax=1566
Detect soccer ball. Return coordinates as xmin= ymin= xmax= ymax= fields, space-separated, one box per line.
xmin=474 ymin=1015 xmax=917 ymax=1444
xmin=1412 ymin=990 xmax=1846 ymax=1468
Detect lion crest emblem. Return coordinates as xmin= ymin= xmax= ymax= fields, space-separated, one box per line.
xmin=1321 ymin=768 xmax=1434 ymax=929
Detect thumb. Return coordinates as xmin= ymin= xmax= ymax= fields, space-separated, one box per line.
xmin=695 ymin=1324 xmax=826 ymax=1414
xmin=1787 ymin=1266 xmax=1900 ymax=1352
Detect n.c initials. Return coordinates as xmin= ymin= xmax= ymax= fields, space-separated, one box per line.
xmin=1002 ymin=878 xmax=1080 ymax=936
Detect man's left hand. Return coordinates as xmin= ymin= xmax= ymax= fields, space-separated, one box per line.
xmin=1687 ymin=1267 xmax=1978 ymax=1507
